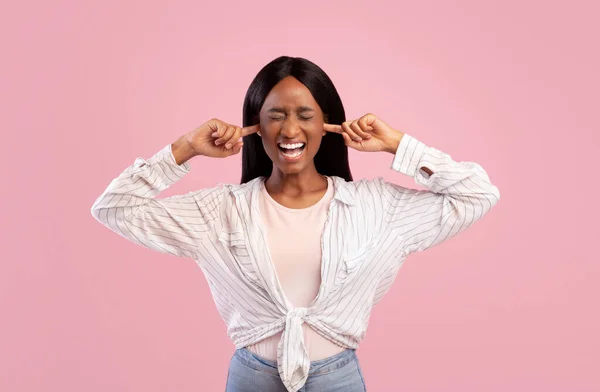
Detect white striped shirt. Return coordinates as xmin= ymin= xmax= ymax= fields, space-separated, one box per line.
xmin=91 ymin=134 xmax=500 ymax=392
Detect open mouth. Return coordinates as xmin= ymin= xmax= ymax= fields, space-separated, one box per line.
xmin=277 ymin=142 xmax=306 ymax=159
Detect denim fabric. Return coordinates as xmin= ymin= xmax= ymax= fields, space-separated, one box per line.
xmin=225 ymin=348 xmax=367 ymax=391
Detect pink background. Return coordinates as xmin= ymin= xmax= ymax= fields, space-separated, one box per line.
xmin=2 ymin=0 xmax=598 ymax=391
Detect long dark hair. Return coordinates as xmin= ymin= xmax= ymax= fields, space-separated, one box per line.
xmin=240 ymin=56 xmax=352 ymax=184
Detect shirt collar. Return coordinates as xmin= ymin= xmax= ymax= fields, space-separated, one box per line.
xmin=330 ymin=176 xmax=356 ymax=206
xmin=231 ymin=175 xmax=357 ymax=207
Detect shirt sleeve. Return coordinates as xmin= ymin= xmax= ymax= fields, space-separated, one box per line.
xmin=90 ymin=144 xmax=226 ymax=259
xmin=380 ymin=133 xmax=500 ymax=255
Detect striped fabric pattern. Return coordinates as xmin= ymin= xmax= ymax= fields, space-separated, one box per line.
xmin=91 ymin=134 xmax=500 ymax=392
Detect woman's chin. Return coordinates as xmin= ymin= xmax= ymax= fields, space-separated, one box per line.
xmin=276 ymin=164 xmax=304 ymax=175
xmin=273 ymin=159 xmax=312 ymax=176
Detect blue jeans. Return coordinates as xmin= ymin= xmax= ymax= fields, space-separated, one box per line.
xmin=225 ymin=347 xmax=367 ymax=391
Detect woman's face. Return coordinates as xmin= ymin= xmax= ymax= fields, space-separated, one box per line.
xmin=258 ymin=76 xmax=326 ymax=176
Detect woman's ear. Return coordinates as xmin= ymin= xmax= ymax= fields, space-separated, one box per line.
xmin=322 ymin=113 xmax=329 ymax=136
xmin=252 ymin=114 xmax=261 ymax=136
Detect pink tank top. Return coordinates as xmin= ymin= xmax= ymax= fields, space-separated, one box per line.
xmin=245 ymin=176 xmax=346 ymax=361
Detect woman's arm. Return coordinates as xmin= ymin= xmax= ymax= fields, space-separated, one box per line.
xmin=90 ymin=120 xmax=259 ymax=259
xmin=90 ymin=137 xmax=226 ymax=259
xmin=380 ymin=133 xmax=500 ymax=254
xmin=325 ymin=113 xmax=500 ymax=255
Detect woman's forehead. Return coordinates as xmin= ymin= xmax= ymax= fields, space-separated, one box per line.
xmin=262 ymin=77 xmax=318 ymax=110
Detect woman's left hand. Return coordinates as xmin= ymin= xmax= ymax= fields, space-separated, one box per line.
xmin=323 ymin=113 xmax=404 ymax=154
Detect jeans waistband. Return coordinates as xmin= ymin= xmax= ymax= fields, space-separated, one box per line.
xmin=235 ymin=347 xmax=357 ymax=376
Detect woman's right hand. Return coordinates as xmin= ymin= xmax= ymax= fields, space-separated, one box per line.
xmin=185 ymin=118 xmax=260 ymax=158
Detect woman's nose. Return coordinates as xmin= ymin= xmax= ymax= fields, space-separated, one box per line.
xmin=281 ymin=119 xmax=302 ymax=137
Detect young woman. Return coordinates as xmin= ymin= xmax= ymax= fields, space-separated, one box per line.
xmin=91 ymin=56 xmax=500 ymax=392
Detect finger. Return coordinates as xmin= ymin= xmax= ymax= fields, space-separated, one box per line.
xmin=323 ymin=123 xmax=343 ymax=134
xmin=341 ymin=131 xmax=356 ymax=147
xmin=231 ymin=140 xmax=243 ymax=155
xmin=241 ymin=124 xmax=260 ymax=136
xmin=342 ymin=121 xmax=362 ymax=141
xmin=208 ymin=119 xmax=223 ymax=135
xmin=350 ymin=121 xmax=371 ymax=139
xmin=216 ymin=126 xmax=236 ymax=146
xmin=210 ymin=121 xmax=228 ymax=139
xmin=224 ymin=127 xmax=242 ymax=149
xmin=358 ymin=116 xmax=374 ymax=134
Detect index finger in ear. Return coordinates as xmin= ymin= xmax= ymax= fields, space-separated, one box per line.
xmin=241 ymin=124 xmax=260 ymax=136
xmin=323 ymin=123 xmax=343 ymax=134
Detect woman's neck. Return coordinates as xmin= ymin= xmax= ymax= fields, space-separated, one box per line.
xmin=265 ymin=167 xmax=328 ymax=207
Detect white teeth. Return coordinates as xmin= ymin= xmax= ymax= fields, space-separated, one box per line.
xmin=279 ymin=143 xmax=305 ymax=149
xmin=282 ymin=149 xmax=303 ymax=158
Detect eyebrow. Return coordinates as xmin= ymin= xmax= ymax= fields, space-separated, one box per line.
xmin=267 ymin=106 xmax=315 ymax=113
